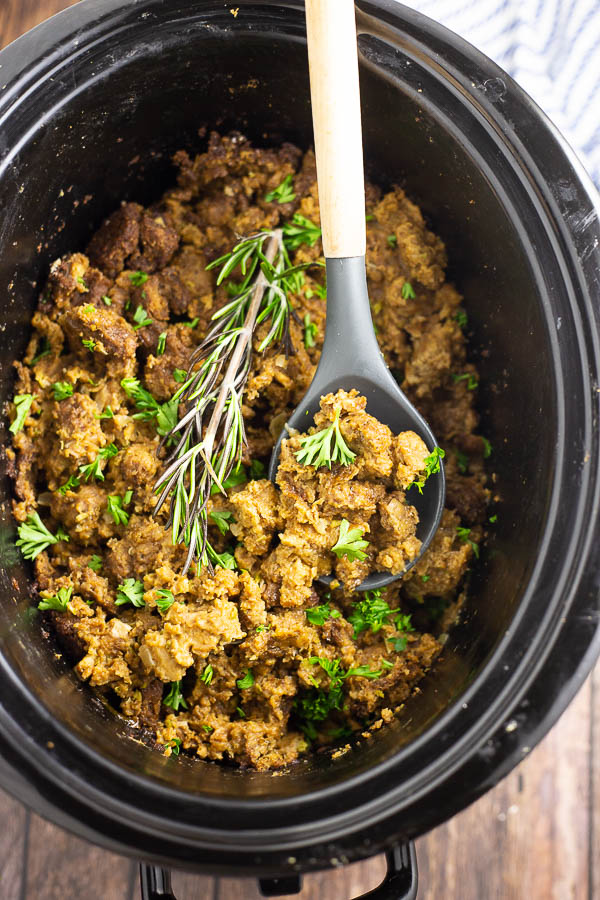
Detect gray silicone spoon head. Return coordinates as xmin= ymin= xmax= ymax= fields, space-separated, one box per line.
xmin=268 ymin=0 xmax=445 ymax=590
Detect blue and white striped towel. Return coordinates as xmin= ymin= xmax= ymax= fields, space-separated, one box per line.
xmin=403 ymin=0 xmax=600 ymax=186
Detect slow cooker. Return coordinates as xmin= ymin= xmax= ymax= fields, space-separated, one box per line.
xmin=1 ymin=2 xmax=600 ymax=898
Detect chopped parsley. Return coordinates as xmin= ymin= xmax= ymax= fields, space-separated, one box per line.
xmin=209 ymin=509 xmax=233 ymax=536
xmin=16 ymin=512 xmax=68 ymax=560
xmin=249 ymin=459 xmax=265 ymax=479
xmin=387 ymin=234 xmax=398 ymax=248
xmin=401 ymin=281 xmax=416 ymax=300
xmin=305 ymin=284 xmax=327 ymax=300
xmin=102 ymin=295 xmax=112 ymax=306
xmin=210 ymin=465 xmax=247 ymax=496
xmin=76 ymin=276 xmax=89 ymax=291
xmin=295 ymin=656 xmax=383 ymax=739
xmin=303 ymin=313 xmax=318 ymax=349
xmin=255 ymin=625 xmax=270 ymax=633
xmin=155 ymin=588 xmax=175 ymax=614
xmin=182 ymin=317 xmax=199 ymax=329
xmin=265 ymin=173 xmax=296 ymax=204
xmin=236 ymin=669 xmax=254 ymax=690
xmin=129 ymin=271 xmax=148 ymax=287
xmin=107 ymin=491 xmax=132 ymax=526
xmin=120 ymin=377 xmax=179 ymax=439
xmin=115 ymin=577 xmax=145 ymax=608
xmin=202 ymin=724 xmax=214 ymax=734
xmin=489 ymin=513 xmax=498 ymax=524
xmin=282 ymin=213 xmax=321 ymax=250
xmin=9 ymin=394 xmax=33 ymax=434
xmin=421 ymin=574 xmax=430 ymax=582
xmin=407 ymin=446 xmax=445 ymax=494
xmin=156 ymin=332 xmax=167 ymax=355
xmin=482 ymin=436 xmax=492 ymax=458
xmin=88 ymin=555 xmax=103 ymax=573
xmin=79 ymin=443 xmax=118 ymax=482
xmin=296 ymin=407 xmax=356 ymax=469
xmin=331 ymin=519 xmax=368 ymax=561
xmin=306 ymin=603 xmax=341 ymax=626
xmin=52 ymin=382 xmax=73 ymax=401
xmin=132 ymin=305 xmax=152 ymax=330
xmin=173 ymin=368 xmax=187 ymax=383
xmin=163 ymin=680 xmax=188 ymax=711
xmin=348 ymin=590 xmax=414 ymax=640
xmin=164 ymin=738 xmax=181 ymax=755
xmin=454 ymin=309 xmax=468 ymax=328
xmin=38 ymin=586 xmax=72 ymax=612
xmin=457 ymin=525 xmax=480 ymax=558
xmin=201 ymin=664 xmax=214 ymax=685
xmin=455 ymin=449 xmax=469 ymax=474
xmin=452 ymin=372 xmax=478 ymax=390
xmin=30 ymin=338 xmax=53 ymax=364
xmin=81 ymin=338 xmax=96 ymax=352
xmin=57 ymin=474 xmax=80 ymax=495
xmin=206 ymin=544 xmax=237 ymax=570
xmin=94 ymin=406 xmax=114 ymax=420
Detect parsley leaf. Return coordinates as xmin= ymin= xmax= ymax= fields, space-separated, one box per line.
xmin=16 ymin=512 xmax=68 ymax=560
xmin=79 ymin=443 xmax=118 ymax=482
xmin=30 ymin=338 xmax=53 ymax=364
xmin=107 ymin=491 xmax=132 ymax=526
xmin=303 ymin=313 xmax=318 ymax=349
xmin=102 ymin=295 xmax=112 ymax=306
xmin=249 ymin=459 xmax=265 ymax=479
xmin=157 ymin=332 xmax=167 ymax=355
xmin=455 ymin=449 xmax=469 ymax=474
xmin=9 ymin=394 xmax=34 ymax=434
xmin=265 ymin=173 xmax=296 ymax=204
xmin=164 ymin=738 xmax=181 ymax=755
xmin=210 ymin=465 xmax=247 ymax=495
xmin=401 ymin=281 xmax=416 ymax=300
xmin=407 ymin=446 xmax=445 ymax=494
xmin=38 ymin=586 xmax=73 ymax=611
xmin=173 ymin=368 xmax=187 ymax=383
xmin=115 ymin=578 xmax=145 ymax=607
xmin=163 ymin=680 xmax=188 ymax=711
xmin=387 ymin=234 xmax=398 ymax=248
xmin=132 ymin=305 xmax=152 ymax=330
xmin=236 ymin=669 xmax=254 ymax=690
xmin=482 ymin=436 xmax=492 ymax=458
xmin=282 ymin=213 xmax=321 ymax=250
xmin=129 ymin=271 xmax=148 ymax=286
xmin=182 ymin=317 xmax=199 ymax=329
xmin=348 ymin=589 xmax=391 ymax=638
xmin=331 ymin=519 xmax=369 ymax=561
xmin=81 ymin=338 xmax=96 ymax=352
xmin=155 ymin=588 xmax=175 ymax=613
xmin=121 ymin=378 xmax=179 ymax=440
xmin=306 ymin=603 xmax=341 ymax=626
xmin=206 ymin=544 xmax=237 ymax=570
xmin=201 ymin=664 xmax=214 ymax=685
xmin=452 ymin=372 xmax=478 ymax=390
xmin=296 ymin=407 xmax=356 ymax=469
xmin=457 ymin=525 xmax=480 ymax=557
xmin=209 ymin=509 xmax=233 ymax=536
xmin=57 ymin=474 xmax=80 ymax=495
xmin=454 ymin=309 xmax=468 ymax=328
xmin=88 ymin=555 xmax=102 ymax=573
xmin=94 ymin=406 xmax=114 ymax=420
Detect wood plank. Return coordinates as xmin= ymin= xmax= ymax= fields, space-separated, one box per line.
xmin=23 ymin=812 xmax=134 ymax=900
xmin=0 ymin=788 xmax=27 ymax=900
xmin=416 ymin=675 xmax=592 ymax=900
xmin=0 ymin=0 xmax=80 ymax=49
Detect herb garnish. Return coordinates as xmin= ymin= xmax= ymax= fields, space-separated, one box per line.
xmin=306 ymin=603 xmax=341 ymax=626
xmin=173 ymin=368 xmax=187 ymax=383
xmin=407 ymin=446 xmax=445 ymax=494
xmin=157 ymin=332 xmax=167 ymax=355
xmin=296 ymin=408 xmax=356 ymax=469
xmin=38 ymin=586 xmax=73 ymax=612
xmin=295 ymin=656 xmax=383 ymax=739
xmin=164 ymin=738 xmax=182 ymax=755
xmin=201 ymin=664 xmax=214 ymax=685
xmin=30 ymin=338 xmax=53 ymax=364
xmin=482 ymin=436 xmax=492 ymax=458
xmin=9 ymin=394 xmax=33 ymax=434
xmin=102 ymin=295 xmax=112 ymax=306
xmin=331 ymin=519 xmax=369 ymax=562
xmin=94 ymin=406 xmax=114 ymax=420
xmin=107 ymin=491 xmax=133 ymax=526
xmin=132 ymin=305 xmax=152 ymax=330
xmin=88 ymin=555 xmax=103 ymax=573
xmin=401 ymin=281 xmax=416 ymax=300
xmin=16 ymin=513 xmax=68 ymax=560
xmin=348 ymin=590 xmax=414 ymax=640
xmin=163 ymin=680 xmax=188 ymax=711
xmin=120 ymin=378 xmax=179 ymax=439
xmin=155 ymin=588 xmax=175 ymax=613
xmin=81 ymin=338 xmax=96 ymax=352
xmin=236 ymin=669 xmax=254 ymax=690
xmin=52 ymin=382 xmax=73 ymax=401
xmin=452 ymin=372 xmax=478 ymax=390
xmin=303 ymin=313 xmax=318 ymax=349
xmin=457 ymin=525 xmax=480 ymax=557
xmin=209 ymin=509 xmax=233 ymax=535
xmin=281 ymin=213 xmax=321 ymax=250
xmin=79 ymin=443 xmax=118 ymax=482
xmin=129 ymin=271 xmax=148 ymax=287
xmin=454 ymin=309 xmax=468 ymax=328
xmin=387 ymin=234 xmax=398 ymax=248
xmin=115 ymin=578 xmax=145 ymax=607
xmin=455 ymin=449 xmax=469 ymax=474
xmin=265 ymin=174 xmax=296 ymax=204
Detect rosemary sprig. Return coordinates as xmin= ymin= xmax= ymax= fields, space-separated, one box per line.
xmin=154 ymin=221 xmax=321 ymax=573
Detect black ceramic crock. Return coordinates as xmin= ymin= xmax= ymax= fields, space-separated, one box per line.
xmin=1 ymin=1 xmax=600 ymax=898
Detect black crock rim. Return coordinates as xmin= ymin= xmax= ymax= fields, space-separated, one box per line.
xmin=0 ymin=0 xmax=599 ymax=874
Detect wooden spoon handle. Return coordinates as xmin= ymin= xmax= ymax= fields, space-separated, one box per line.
xmin=305 ymin=0 xmax=366 ymax=259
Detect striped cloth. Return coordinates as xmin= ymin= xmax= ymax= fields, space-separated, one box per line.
xmin=403 ymin=0 xmax=600 ymax=186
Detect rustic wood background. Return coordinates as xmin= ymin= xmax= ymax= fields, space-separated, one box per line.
xmin=1 ymin=1 xmax=598 ymax=898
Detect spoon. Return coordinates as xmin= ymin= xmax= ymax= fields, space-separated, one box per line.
xmin=269 ymin=0 xmax=445 ymax=590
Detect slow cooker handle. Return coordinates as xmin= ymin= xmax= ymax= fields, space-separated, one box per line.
xmin=139 ymin=842 xmax=417 ymax=899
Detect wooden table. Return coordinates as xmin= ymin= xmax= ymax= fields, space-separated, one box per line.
xmin=1 ymin=2 xmax=598 ymax=898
